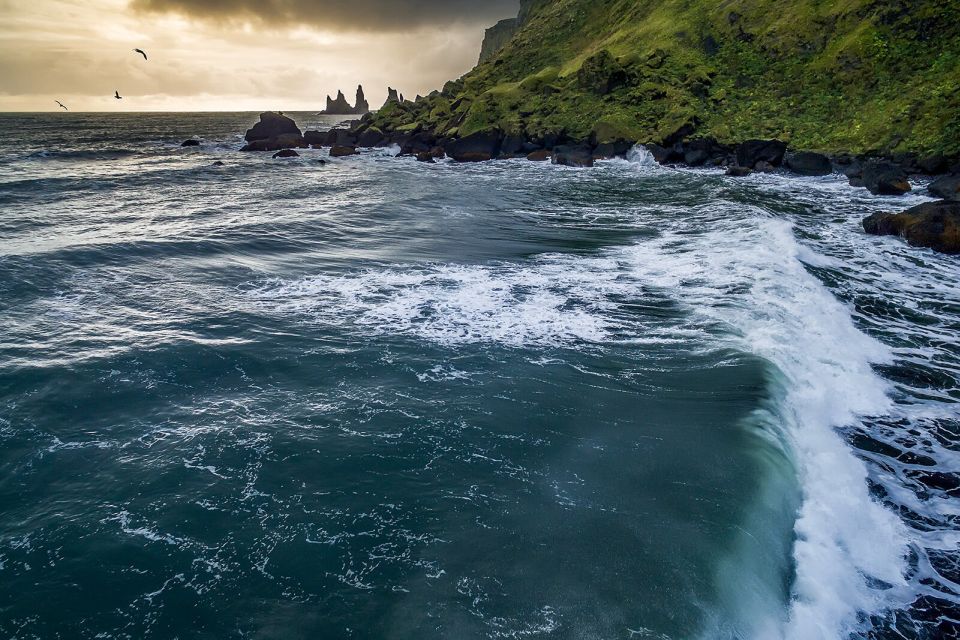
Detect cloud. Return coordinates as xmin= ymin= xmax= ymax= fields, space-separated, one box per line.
xmin=0 ymin=0 xmax=514 ymax=111
xmin=130 ymin=0 xmax=520 ymax=32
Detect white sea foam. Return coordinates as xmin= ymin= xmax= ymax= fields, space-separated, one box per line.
xmin=625 ymin=144 xmax=658 ymax=168
xmin=620 ymin=217 xmax=910 ymax=639
xmin=248 ymin=257 xmax=653 ymax=348
xmin=244 ymin=192 xmax=914 ymax=638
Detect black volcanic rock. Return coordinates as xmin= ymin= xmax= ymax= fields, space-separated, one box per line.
xmin=646 ymin=144 xmax=671 ymax=164
xmin=917 ymin=154 xmax=949 ymax=175
xmin=929 ymin=175 xmax=960 ymax=201
xmin=356 ymin=127 xmax=386 ymax=147
xmin=304 ymin=130 xmax=326 ymax=146
xmin=552 ymin=145 xmax=594 ymax=167
xmin=241 ymin=132 xmax=306 ymax=152
xmin=245 ymin=112 xmax=302 ymax=143
xmin=382 ymin=87 xmax=400 ymax=109
xmin=785 ymin=151 xmax=832 ymax=176
xmin=447 ymin=130 xmax=502 ymax=162
xmin=593 ymin=141 xmax=632 ymax=159
xmin=479 ymin=18 xmax=519 ymax=64
xmin=321 ymin=85 xmax=370 ymax=115
xmin=273 ymin=149 xmax=299 ymax=159
xmin=863 ymin=200 xmax=960 ymax=253
xmin=736 ymin=139 xmax=787 ymax=169
xmin=862 ymin=161 xmax=912 ymax=195
xmin=329 ymin=145 xmax=358 ymax=157
xmin=324 ymin=90 xmax=351 ymax=114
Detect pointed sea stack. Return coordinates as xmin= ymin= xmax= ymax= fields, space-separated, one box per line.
xmin=321 ymin=85 xmax=371 ymax=115
xmin=382 ymin=87 xmax=400 ymax=109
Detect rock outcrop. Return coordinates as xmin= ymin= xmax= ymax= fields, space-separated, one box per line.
xmin=861 ymin=161 xmax=912 ymax=195
xmin=479 ymin=18 xmax=519 ymax=64
xmin=785 ymin=151 xmax=832 ymax=176
xmin=929 ymin=175 xmax=960 ymax=201
xmin=446 ymin=130 xmax=502 ymax=162
xmin=321 ymin=85 xmax=370 ymax=115
xmin=552 ymin=145 xmax=595 ymax=167
xmin=242 ymin=112 xmax=305 ymax=151
xmin=478 ymin=0 xmax=537 ymax=65
xmin=736 ymin=140 xmax=787 ymax=170
xmin=329 ymin=145 xmax=358 ymax=157
xmin=382 ymin=87 xmax=401 ymax=109
xmin=245 ymin=112 xmax=302 ymax=142
xmin=863 ymin=200 xmax=960 ymax=253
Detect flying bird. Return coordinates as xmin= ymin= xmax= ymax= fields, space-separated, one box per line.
xmin=134 ymin=48 xmax=148 ymax=61
xmin=55 ymin=100 xmax=68 ymax=111
xmin=115 ymin=90 xmax=122 ymax=100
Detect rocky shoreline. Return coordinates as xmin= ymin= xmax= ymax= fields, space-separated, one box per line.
xmin=230 ymin=111 xmax=960 ymax=254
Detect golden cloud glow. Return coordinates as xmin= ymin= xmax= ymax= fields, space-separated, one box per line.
xmin=0 ymin=0 xmax=511 ymax=111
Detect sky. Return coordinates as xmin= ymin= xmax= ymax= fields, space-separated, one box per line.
xmin=0 ymin=0 xmax=518 ymax=111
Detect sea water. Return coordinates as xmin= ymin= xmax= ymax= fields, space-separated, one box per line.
xmin=0 ymin=113 xmax=956 ymax=639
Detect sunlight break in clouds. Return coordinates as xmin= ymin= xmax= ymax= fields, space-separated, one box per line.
xmin=0 ymin=0 xmax=518 ymax=111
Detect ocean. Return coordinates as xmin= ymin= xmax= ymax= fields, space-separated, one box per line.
xmin=0 ymin=112 xmax=956 ymax=639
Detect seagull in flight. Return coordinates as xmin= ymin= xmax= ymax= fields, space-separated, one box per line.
xmin=55 ymin=100 xmax=68 ymax=111
xmin=115 ymin=90 xmax=122 ymax=100
xmin=134 ymin=48 xmax=148 ymax=61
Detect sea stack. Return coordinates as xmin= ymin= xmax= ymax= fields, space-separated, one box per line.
xmin=321 ymin=85 xmax=370 ymax=115
xmin=382 ymin=87 xmax=400 ymax=109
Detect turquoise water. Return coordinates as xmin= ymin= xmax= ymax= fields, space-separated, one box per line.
xmin=0 ymin=114 xmax=956 ymax=639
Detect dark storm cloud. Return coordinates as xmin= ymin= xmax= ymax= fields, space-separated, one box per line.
xmin=130 ymin=0 xmax=520 ymax=31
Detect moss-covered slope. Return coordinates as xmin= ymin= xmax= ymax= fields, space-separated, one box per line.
xmin=367 ymin=0 xmax=960 ymax=155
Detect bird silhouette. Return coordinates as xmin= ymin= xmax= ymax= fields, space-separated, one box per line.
xmin=115 ymin=90 xmax=122 ymax=100
xmin=55 ymin=100 xmax=68 ymax=111
xmin=134 ymin=48 xmax=147 ymax=61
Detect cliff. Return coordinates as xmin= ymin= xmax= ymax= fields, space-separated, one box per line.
xmin=365 ymin=0 xmax=960 ymax=156
xmin=478 ymin=19 xmax=519 ymax=65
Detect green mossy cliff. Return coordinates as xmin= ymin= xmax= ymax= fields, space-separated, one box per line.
xmin=366 ymin=0 xmax=960 ymax=155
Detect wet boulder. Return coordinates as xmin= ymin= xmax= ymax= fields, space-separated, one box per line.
xmin=684 ymin=148 xmax=711 ymax=166
xmin=244 ymin=112 xmax=302 ymax=143
xmin=241 ymin=132 xmax=306 ymax=152
xmin=863 ymin=200 xmax=960 ymax=254
xmin=929 ymin=175 xmax=960 ymax=201
xmin=356 ymin=127 xmax=386 ymax=148
xmin=726 ymin=166 xmax=753 ymax=177
xmin=917 ymin=154 xmax=949 ymax=175
xmin=754 ymin=160 xmax=776 ymax=173
xmin=447 ymin=129 xmax=502 ymax=162
xmin=499 ymin=135 xmax=528 ymax=158
xmin=303 ymin=130 xmax=326 ymax=146
xmin=736 ymin=139 xmax=787 ymax=169
xmin=645 ymin=144 xmax=672 ymax=165
xmin=593 ymin=141 xmax=633 ymax=160
xmin=785 ymin=151 xmax=832 ymax=176
xmin=400 ymin=131 xmax=438 ymax=156
xmin=552 ymin=145 xmax=594 ymax=168
xmin=329 ymin=145 xmax=358 ymax=157
xmin=180 ymin=139 xmax=200 ymax=147
xmin=272 ymin=149 xmax=299 ymax=159
xmin=527 ymin=149 xmax=552 ymax=162
xmin=862 ymin=161 xmax=912 ymax=195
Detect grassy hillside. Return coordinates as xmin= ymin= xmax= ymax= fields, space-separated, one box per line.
xmin=366 ymin=0 xmax=960 ymax=155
